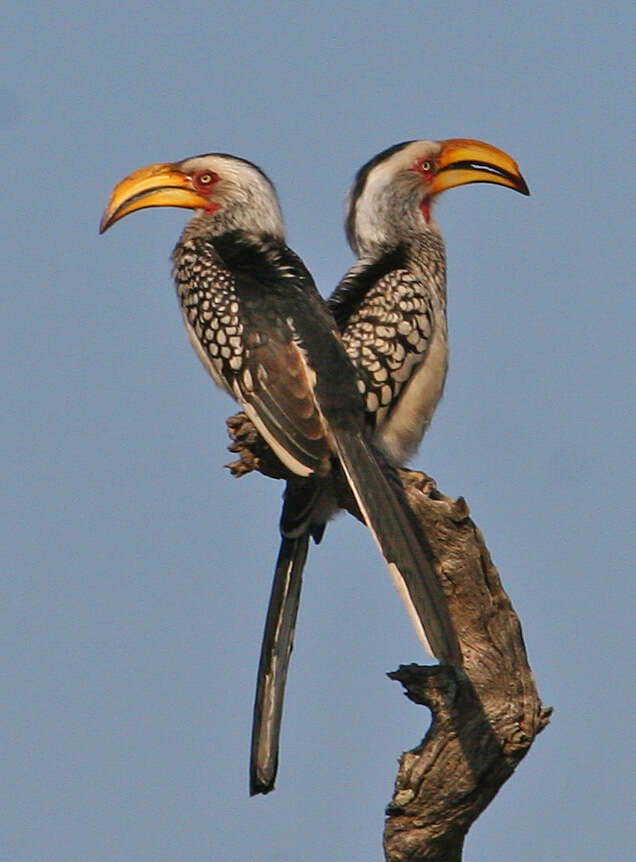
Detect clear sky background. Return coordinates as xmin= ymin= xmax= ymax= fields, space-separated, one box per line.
xmin=3 ymin=2 xmax=633 ymax=860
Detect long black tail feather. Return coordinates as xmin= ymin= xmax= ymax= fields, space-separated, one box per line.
xmin=250 ymin=533 xmax=309 ymax=795
xmin=333 ymin=431 xmax=461 ymax=664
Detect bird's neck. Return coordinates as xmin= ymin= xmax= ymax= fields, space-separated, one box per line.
xmin=179 ymin=209 xmax=286 ymax=246
xmin=329 ymin=232 xmax=447 ymax=331
xmin=407 ymin=231 xmax=447 ymax=291
xmin=172 ymin=223 xmax=310 ymax=297
xmin=356 ymin=214 xmax=443 ymax=258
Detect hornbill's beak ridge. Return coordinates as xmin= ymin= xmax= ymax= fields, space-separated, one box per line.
xmin=100 ymin=163 xmax=212 ymax=233
xmin=431 ymin=138 xmax=529 ymax=197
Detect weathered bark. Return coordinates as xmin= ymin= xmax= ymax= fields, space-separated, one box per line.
xmin=226 ymin=412 xmax=551 ymax=861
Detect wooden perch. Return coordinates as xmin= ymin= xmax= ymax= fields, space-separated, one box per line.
xmin=226 ymin=412 xmax=551 ymax=861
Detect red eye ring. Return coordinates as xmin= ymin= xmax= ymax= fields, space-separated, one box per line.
xmin=415 ymin=158 xmax=435 ymax=177
xmin=192 ymin=170 xmax=219 ymax=191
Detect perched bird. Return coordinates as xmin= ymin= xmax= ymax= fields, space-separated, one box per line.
xmin=99 ymin=152 xmax=461 ymax=793
xmin=331 ymin=138 xmax=529 ymax=458
xmin=251 ymin=139 xmax=529 ymax=793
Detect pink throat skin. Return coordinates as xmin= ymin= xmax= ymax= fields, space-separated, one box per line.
xmin=412 ymin=158 xmax=436 ymax=223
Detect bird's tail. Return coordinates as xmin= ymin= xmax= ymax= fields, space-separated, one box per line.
xmin=333 ymin=431 xmax=461 ymax=664
xmin=250 ymin=532 xmax=309 ymax=795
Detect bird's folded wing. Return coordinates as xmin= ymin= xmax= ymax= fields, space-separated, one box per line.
xmin=336 ymin=268 xmax=436 ymax=417
xmin=232 ymin=336 xmax=333 ymax=477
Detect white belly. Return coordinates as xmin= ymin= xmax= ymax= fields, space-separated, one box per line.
xmin=377 ymin=324 xmax=448 ymax=464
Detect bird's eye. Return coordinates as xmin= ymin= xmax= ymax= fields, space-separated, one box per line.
xmin=193 ymin=170 xmax=219 ymax=190
xmin=420 ymin=160 xmax=432 ymax=172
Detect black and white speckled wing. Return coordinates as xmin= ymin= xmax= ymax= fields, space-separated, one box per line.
xmin=175 ymin=240 xmax=246 ymax=392
xmin=174 ymin=237 xmax=333 ymax=477
xmin=328 ymin=236 xmax=448 ymax=463
xmin=340 ymin=267 xmax=436 ymax=422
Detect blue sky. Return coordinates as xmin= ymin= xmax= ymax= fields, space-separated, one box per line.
xmin=3 ymin=2 xmax=633 ymax=859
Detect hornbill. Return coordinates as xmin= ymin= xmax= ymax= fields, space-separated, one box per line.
xmin=99 ymin=152 xmax=462 ymax=790
xmin=251 ymin=139 xmax=529 ymax=794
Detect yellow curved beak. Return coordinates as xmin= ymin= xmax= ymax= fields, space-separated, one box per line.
xmin=431 ymin=138 xmax=529 ymax=196
xmin=99 ymin=162 xmax=212 ymax=233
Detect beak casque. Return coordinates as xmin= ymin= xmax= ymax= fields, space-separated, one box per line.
xmin=431 ymin=138 xmax=529 ymax=196
xmin=99 ymin=162 xmax=212 ymax=233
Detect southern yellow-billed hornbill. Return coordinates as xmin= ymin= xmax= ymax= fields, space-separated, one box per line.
xmin=251 ymin=139 xmax=529 ymax=793
xmin=99 ymin=152 xmax=462 ymax=793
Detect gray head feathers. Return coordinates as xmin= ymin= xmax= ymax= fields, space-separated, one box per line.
xmin=345 ymin=141 xmax=442 ymax=257
xmin=179 ymin=153 xmax=286 ymax=241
